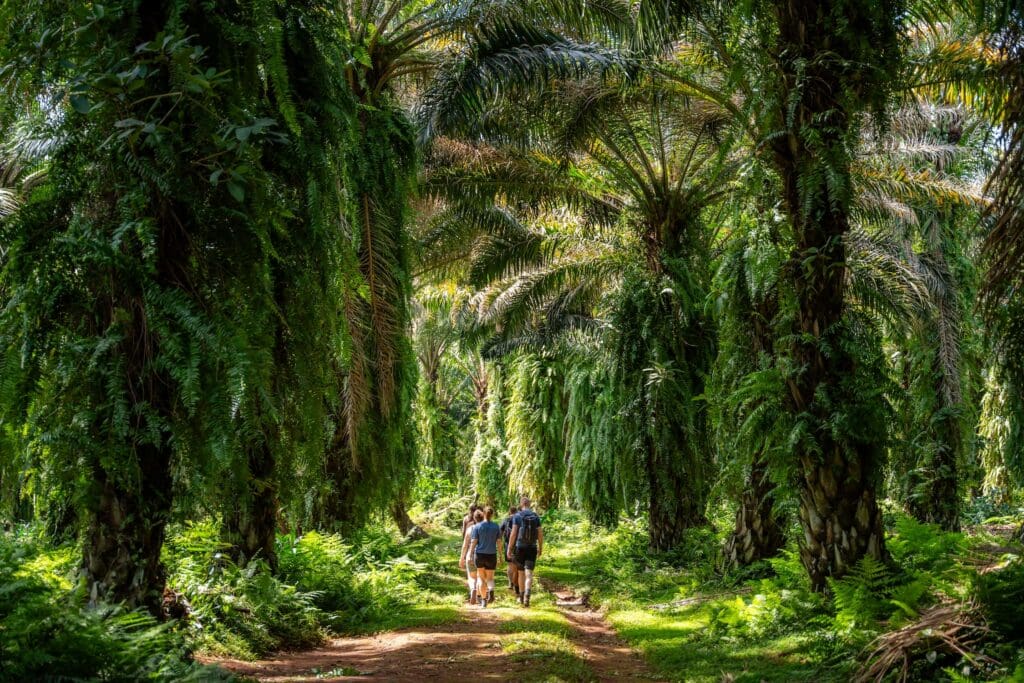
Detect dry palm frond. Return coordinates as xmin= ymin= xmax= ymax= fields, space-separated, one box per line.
xmin=855 ymin=601 xmax=997 ymax=683
xmin=855 ymin=167 xmax=988 ymax=212
xmin=983 ymin=19 xmax=1024 ymax=305
xmin=0 ymin=187 xmax=18 ymax=217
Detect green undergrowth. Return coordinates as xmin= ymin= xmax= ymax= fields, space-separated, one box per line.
xmin=1 ymin=518 xmax=463 ymax=675
xmin=0 ymin=525 xmax=227 ymax=681
xmin=165 ymin=521 xmax=460 ymax=659
xmin=541 ymin=509 xmax=1024 ymax=683
xmin=5 ymin=509 xmax=1023 ymax=681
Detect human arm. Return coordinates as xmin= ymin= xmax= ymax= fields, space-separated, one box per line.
xmin=537 ymin=526 xmax=544 ymax=558
xmin=507 ymin=526 xmax=518 ymax=560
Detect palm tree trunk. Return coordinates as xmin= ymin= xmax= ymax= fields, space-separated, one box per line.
xmin=797 ymin=448 xmax=886 ymax=589
xmin=390 ymin=494 xmax=428 ymax=540
xmin=909 ymin=128 xmax=966 ymax=532
xmin=908 ymin=415 xmax=960 ymax=531
xmin=321 ymin=420 xmax=358 ymax=529
xmin=723 ymin=457 xmax=785 ymax=568
xmin=724 ymin=292 xmax=785 ymax=568
xmin=82 ymin=437 xmax=173 ymax=616
xmin=81 ymin=144 xmax=181 ymax=613
xmin=646 ymin=434 xmax=707 ymax=552
xmin=783 ymin=199 xmax=888 ymax=589
xmin=767 ymin=0 xmax=892 ymax=590
xmin=224 ymin=441 xmax=279 ymax=571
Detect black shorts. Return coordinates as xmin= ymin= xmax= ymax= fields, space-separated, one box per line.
xmin=514 ymin=545 xmax=538 ymax=570
xmin=475 ymin=553 xmax=497 ymax=570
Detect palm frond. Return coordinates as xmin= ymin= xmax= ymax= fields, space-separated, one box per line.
xmin=418 ymin=18 xmax=625 ymax=142
xmin=845 ymin=227 xmax=931 ymax=325
xmin=982 ymin=13 xmax=1024 ymax=304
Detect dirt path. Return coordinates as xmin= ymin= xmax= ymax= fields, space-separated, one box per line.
xmin=208 ymin=581 xmax=663 ymax=682
xmin=542 ymin=580 xmax=659 ymax=683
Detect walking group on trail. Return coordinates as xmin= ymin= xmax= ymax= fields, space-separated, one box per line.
xmin=459 ymin=496 xmax=544 ymax=608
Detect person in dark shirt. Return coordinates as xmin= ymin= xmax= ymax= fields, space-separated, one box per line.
xmin=498 ymin=505 xmax=518 ymax=593
xmin=506 ymin=496 xmax=543 ymax=607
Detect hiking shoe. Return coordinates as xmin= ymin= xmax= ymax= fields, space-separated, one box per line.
xmin=523 ymin=592 xmax=531 ymax=608
xmin=470 ymin=589 xmax=477 ymax=605
xmin=486 ymin=590 xmax=494 ymax=605
xmin=516 ymin=592 xmax=524 ymax=605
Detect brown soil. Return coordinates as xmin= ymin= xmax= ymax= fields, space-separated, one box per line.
xmin=206 ymin=583 xmax=663 ymax=682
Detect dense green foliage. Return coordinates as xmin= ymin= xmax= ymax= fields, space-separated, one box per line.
xmin=1 ymin=0 xmax=1024 ymax=680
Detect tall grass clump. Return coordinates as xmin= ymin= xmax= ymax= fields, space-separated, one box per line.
xmin=164 ymin=522 xmax=324 ymax=660
xmin=278 ymin=526 xmax=427 ymax=631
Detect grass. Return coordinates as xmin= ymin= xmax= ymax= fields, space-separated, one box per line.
xmin=608 ymin=607 xmax=824 ymax=682
xmin=541 ymin=512 xmax=846 ymax=683
xmin=501 ymin=630 xmax=594 ymax=683
xmin=496 ymin=582 xmax=594 ymax=682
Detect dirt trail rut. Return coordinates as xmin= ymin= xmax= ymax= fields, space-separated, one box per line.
xmin=209 ymin=582 xmax=662 ymax=682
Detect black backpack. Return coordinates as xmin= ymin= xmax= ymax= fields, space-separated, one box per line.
xmin=516 ymin=511 xmax=541 ymax=545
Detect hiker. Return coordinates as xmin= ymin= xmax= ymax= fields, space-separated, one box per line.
xmin=461 ymin=503 xmax=479 ymax=538
xmin=460 ymin=501 xmax=479 ymax=602
xmin=499 ymin=505 xmax=518 ymax=594
xmin=506 ymin=496 xmax=543 ymax=607
xmin=465 ymin=505 xmax=501 ymax=607
xmin=458 ymin=507 xmax=485 ymax=602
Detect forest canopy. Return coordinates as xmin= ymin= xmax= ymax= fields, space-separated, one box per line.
xmin=1 ymin=0 xmax=1023 ymax=681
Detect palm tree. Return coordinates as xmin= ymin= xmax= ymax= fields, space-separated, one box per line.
xmin=733 ymin=0 xmax=914 ymax=589
xmin=713 ymin=224 xmax=789 ymax=569
xmin=853 ymin=104 xmax=990 ymax=531
xmin=408 ymin=282 xmax=482 ymax=496
xmin=904 ymin=0 xmax=1024 ymax=504
xmin=320 ymin=0 xmax=482 ymax=527
xmin=421 ymin=50 xmax=746 ymax=548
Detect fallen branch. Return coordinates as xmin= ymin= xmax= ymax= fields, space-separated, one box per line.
xmin=856 ymin=601 xmax=997 ymax=683
xmin=649 ymin=587 xmax=752 ymax=611
xmin=415 ymin=494 xmax=475 ymax=524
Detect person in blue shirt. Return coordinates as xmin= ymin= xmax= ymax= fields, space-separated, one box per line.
xmin=464 ymin=506 xmax=502 ymax=607
xmin=458 ymin=509 xmax=483 ymax=604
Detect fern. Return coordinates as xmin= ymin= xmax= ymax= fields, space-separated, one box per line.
xmin=830 ymin=556 xmax=897 ymax=634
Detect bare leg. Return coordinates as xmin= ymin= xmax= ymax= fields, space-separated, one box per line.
xmin=478 ymin=569 xmax=495 ymax=605
xmin=467 ymin=568 xmax=477 ymax=603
